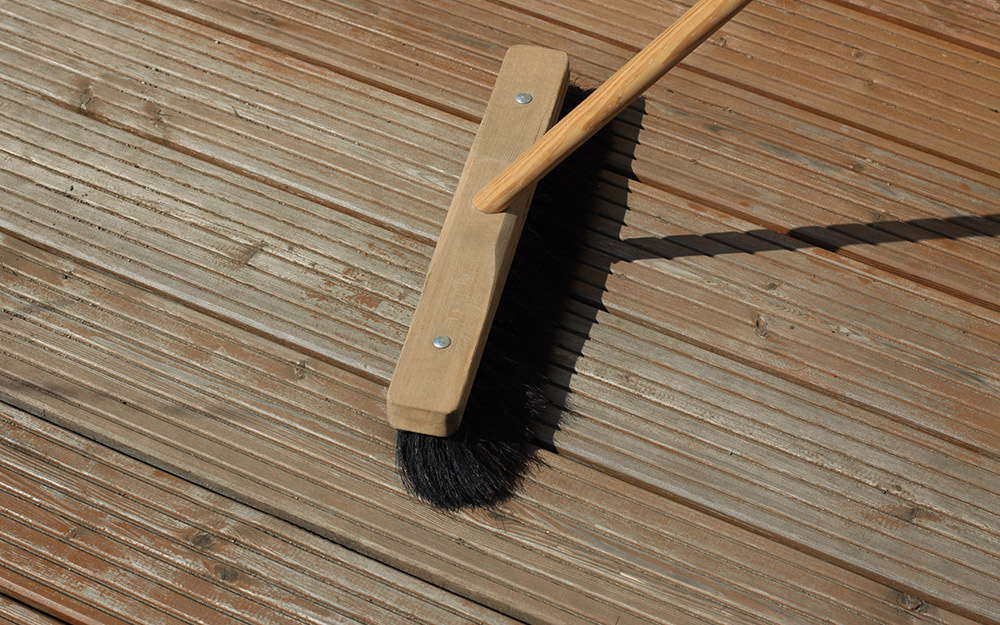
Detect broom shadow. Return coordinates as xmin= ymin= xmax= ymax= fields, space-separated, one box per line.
xmin=531 ymin=95 xmax=1000 ymax=450
xmin=401 ymin=85 xmax=1000 ymax=510
xmin=620 ymin=215 xmax=1000 ymax=260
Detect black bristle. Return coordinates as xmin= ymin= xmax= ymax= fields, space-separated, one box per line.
xmin=397 ymin=87 xmax=611 ymax=510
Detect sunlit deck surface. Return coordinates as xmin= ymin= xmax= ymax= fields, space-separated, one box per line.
xmin=1 ymin=1 xmax=999 ymax=623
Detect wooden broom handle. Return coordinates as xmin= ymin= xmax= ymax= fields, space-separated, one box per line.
xmin=473 ymin=0 xmax=754 ymax=214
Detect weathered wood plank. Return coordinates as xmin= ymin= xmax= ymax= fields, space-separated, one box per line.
xmin=0 ymin=403 xmax=525 ymax=625
xmin=833 ymin=0 xmax=1000 ymax=57
xmin=549 ymin=316 xmax=1000 ymax=606
xmin=4 ymin=1 xmax=1000 ymax=623
xmin=593 ymin=176 xmax=1000 ymax=371
xmin=36 ymin=0 xmax=999 ymax=313
xmin=602 ymin=102 xmax=1000 ymax=313
xmin=149 ymin=0 xmax=1000 ymax=172
xmin=574 ymin=175 xmax=1000 ymax=455
xmin=144 ymin=0 xmax=500 ymax=119
xmin=0 ymin=528 xmax=188 ymax=625
xmin=540 ymin=0 xmax=999 ymax=168
xmin=516 ymin=460 xmax=984 ymax=625
xmin=0 ymin=595 xmax=67 ymax=625
xmin=0 ymin=85 xmax=414 ymax=380
xmin=0 ymin=0 xmax=464 ymax=240
xmin=0 ymin=235 xmax=982 ymax=625
xmin=0 ymin=508 xmax=266 ymax=625
xmin=146 ymin=0 xmax=1000 ymax=129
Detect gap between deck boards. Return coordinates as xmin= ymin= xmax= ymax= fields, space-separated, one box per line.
xmin=2 ymin=1 xmax=1000 ymax=623
xmin=128 ymin=0 xmax=1000 ymax=316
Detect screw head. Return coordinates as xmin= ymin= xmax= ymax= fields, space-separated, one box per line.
xmin=515 ymin=92 xmax=533 ymax=104
xmin=432 ymin=335 xmax=452 ymax=349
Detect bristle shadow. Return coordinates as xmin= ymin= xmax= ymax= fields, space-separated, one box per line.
xmin=397 ymin=86 xmax=633 ymax=510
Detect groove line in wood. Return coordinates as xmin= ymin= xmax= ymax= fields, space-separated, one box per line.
xmin=1 ymin=235 xmax=992 ymax=624
xmin=0 ymin=4 xmax=452 ymax=242
xmin=7 ymin=0 xmax=469 ymax=197
xmin=0 ymin=403 xmax=523 ymax=625
xmin=551 ymin=318 xmax=1000 ymax=533
xmin=3 ymin=233 xmax=996 ymax=616
xmin=552 ymin=337 xmax=1000 ymax=566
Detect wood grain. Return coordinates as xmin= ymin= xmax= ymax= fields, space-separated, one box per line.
xmin=0 ymin=234 xmax=983 ymax=625
xmin=832 ymin=0 xmax=1000 ymax=57
xmin=0 ymin=405 xmax=524 ymax=625
xmin=0 ymin=595 xmax=67 ymax=625
xmin=3 ymin=1 xmax=1000 ymax=624
xmin=117 ymin=0 xmax=1000 ymax=312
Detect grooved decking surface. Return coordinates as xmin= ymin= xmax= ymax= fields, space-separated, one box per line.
xmin=1 ymin=1 xmax=999 ymax=624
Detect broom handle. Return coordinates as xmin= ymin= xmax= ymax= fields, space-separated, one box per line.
xmin=473 ymin=0 xmax=754 ymax=214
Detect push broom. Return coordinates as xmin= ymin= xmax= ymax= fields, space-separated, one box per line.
xmin=388 ymin=0 xmax=754 ymax=508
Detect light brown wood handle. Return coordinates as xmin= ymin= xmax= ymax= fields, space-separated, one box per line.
xmin=472 ymin=0 xmax=754 ymax=214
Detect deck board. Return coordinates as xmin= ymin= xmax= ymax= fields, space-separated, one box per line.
xmin=1 ymin=0 xmax=999 ymax=623
xmin=0 ymin=234 xmax=987 ymax=624
xmin=0 ymin=403 xmax=523 ymax=625
xmin=0 ymin=0 xmax=462 ymax=239
xmin=577 ymin=177 xmax=1000 ymax=453
xmin=833 ymin=0 xmax=1000 ymax=57
xmin=154 ymin=0 xmax=1000 ymax=172
xmin=53 ymin=0 xmax=1000 ymax=312
xmin=0 ymin=595 xmax=66 ymax=625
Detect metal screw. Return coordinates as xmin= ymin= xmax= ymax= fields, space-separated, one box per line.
xmin=515 ymin=92 xmax=533 ymax=104
xmin=432 ymin=335 xmax=452 ymax=349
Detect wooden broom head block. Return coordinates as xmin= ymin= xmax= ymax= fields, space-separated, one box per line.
xmin=386 ymin=46 xmax=570 ymax=436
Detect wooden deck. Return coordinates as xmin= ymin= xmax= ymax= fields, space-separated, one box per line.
xmin=1 ymin=0 xmax=999 ymax=623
